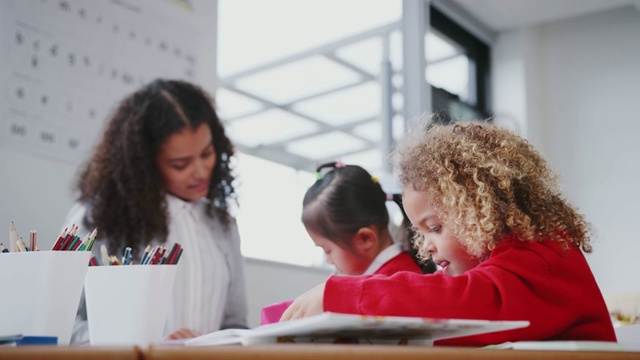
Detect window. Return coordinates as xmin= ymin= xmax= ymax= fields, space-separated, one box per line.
xmin=233 ymin=153 xmax=322 ymax=266
xmin=429 ymin=6 xmax=491 ymax=122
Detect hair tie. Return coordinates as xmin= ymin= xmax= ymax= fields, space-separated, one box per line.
xmin=371 ymin=176 xmax=379 ymax=184
xmin=386 ymin=193 xmax=394 ymax=201
xmin=315 ymin=160 xmax=345 ymax=181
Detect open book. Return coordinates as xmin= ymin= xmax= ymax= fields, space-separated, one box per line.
xmin=186 ymin=312 xmax=529 ymax=346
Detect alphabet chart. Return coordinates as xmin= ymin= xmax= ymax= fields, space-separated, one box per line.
xmin=0 ymin=0 xmax=213 ymax=163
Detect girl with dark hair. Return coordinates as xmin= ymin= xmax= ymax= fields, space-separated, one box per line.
xmin=260 ymin=161 xmax=433 ymax=325
xmin=63 ymin=79 xmax=248 ymax=343
xmin=302 ymin=161 xmax=435 ymax=276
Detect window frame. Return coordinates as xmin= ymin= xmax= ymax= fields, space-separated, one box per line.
xmin=430 ymin=5 xmax=491 ymax=119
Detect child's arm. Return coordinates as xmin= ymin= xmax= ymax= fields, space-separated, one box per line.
xmin=280 ymin=283 xmax=325 ymax=321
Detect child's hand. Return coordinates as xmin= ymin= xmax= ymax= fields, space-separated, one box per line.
xmin=165 ymin=327 xmax=200 ymax=340
xmin=279 ymin=282 xmax=325 ymax=321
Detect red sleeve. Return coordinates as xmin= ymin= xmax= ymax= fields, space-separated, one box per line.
xmin=325 ymin=264 xmax=506 ymax=319
xmin=323 ymin=240 xmax=616 ymax=345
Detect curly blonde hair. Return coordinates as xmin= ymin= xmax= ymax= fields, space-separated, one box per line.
xmin=393 ymin=120 xmax=592 ymax=259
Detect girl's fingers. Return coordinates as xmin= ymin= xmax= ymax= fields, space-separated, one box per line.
xmin=165 ymin=328 xmax=200 ymax=340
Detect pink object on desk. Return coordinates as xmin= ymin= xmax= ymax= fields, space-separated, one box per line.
xmin=260 ymin=300 xmax=294 ymax=325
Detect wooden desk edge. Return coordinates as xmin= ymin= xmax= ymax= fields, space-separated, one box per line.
xmin=0 ymin=345 xmax=142 ymax=360
xmin=146 ymin=344 xmax=640 ymax=360
xmin=1 ymin=344 xmax=638 ymax=360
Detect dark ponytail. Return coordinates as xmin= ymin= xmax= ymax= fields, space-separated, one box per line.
xmin=302 ymin=162 xmax=387 ymax=249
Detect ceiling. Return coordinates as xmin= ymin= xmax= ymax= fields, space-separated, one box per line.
xmin=448 ymin=0 xmax=640 ymax=33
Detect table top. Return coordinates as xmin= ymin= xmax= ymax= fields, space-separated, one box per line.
xmin=1 ymin=344 xmax=639 ymax=360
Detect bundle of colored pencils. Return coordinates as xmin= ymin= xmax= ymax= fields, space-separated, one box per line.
xmin=94 ymin=242 xmax=183 ymax=266
xmin=51 ymin=223 xmax=97 ymax=251
xmin=140 ymin=243 xmax=183 ymax=265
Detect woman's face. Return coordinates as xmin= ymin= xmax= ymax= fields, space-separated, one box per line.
xmin=156 ymin=123 xmax=216 ymax=202
xmin=402 ymin=187 xmax=482 ymax=276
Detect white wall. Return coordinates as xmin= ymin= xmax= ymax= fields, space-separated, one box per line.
xmin=493 ymin=6 xmax=640 ymax=293
xmin=244 ymin=257 xmax=332 ymax=327
xmin=0 ymin=149 xmax=77 ymax=251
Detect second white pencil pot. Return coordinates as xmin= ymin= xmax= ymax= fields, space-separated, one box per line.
xmin=84 ymin=264 xmax=177 ymax=346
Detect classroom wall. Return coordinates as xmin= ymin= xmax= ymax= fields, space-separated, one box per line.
xmin=244 ymin=257 xmax=332 ymax=327
xmin=492 ymin=6 xmax=640 ymax=293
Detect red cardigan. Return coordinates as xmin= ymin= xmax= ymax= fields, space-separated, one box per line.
xmin=324 ymin=235 xmax=616 ymax=346
xmin=375 ymin=251 xmax=423 ymax=275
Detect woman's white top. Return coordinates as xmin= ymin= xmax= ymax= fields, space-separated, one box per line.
xmin=64 ymin=194 xmax=248 ymax=344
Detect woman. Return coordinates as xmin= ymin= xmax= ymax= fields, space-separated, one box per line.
xmin=65 ymin=79 xmax=248 ymax=343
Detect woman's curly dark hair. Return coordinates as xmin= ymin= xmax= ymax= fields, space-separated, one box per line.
xmin=393 ymin=119 xmax=592 ymax=260
xmin=76 ymin=79 xmax=237 ymax=254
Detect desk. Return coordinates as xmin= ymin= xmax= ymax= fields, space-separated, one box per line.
xmin=1 ymin=345 xmax=639 ymax=360
xmin=146 ymin=344 xmax=640 ymax=360
xmin=0 ymin=346 xmax=141 ymax=360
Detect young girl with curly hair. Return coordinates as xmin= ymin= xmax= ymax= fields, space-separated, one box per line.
xmin=281 ymin=120 xmax=616 ymax=346
xmin=64 ymin=79 xmax=247 ymax=343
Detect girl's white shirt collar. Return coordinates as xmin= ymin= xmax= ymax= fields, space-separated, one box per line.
xmin=362 ymin=242 xmax=402 ymax=275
